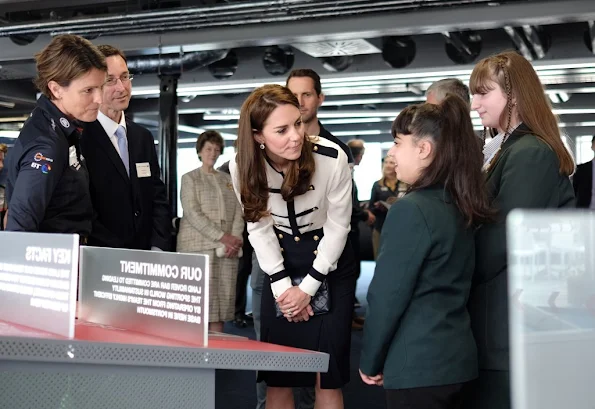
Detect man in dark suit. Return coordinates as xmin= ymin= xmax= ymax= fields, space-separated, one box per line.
xmin=81 ymin=45 xmax=172 ymax=251
xmin=573 ymin=135 xmax=595 ymax=208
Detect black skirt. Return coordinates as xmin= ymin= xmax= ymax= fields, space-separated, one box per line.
xmin=257 ymin=228 xmax=357 ymax=389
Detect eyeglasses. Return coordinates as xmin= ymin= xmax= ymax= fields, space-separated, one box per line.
xmin=105 ymin=74 xmax=134 ymax=86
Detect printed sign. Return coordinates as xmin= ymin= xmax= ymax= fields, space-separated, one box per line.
xmin=0 ymin=231 xmax=79 ymax=337
xmin=79 ymin=247 xmax=209 ymax=346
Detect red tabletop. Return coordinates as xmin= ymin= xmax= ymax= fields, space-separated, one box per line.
xmin=0 ymin=319 xmax=312 ymax=354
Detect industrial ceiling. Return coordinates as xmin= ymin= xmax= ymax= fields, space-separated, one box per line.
xmin=0 ymin=0 xmax=594 ymax=150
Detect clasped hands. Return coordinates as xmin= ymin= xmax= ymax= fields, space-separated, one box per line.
xmin=276 ymin=286 xmax=314 ymax=322
xmin=359 ymin=369 xmax=384 ymax=386
xmin=220 ymin=233 xmax=242 ymax=258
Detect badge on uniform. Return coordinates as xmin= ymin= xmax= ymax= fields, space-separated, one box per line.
xmin=227 ymin=182 xmax=233 ymax=191
xmin=136 ymin=162 xmax=151 ymax=178
xmin=69 ymin=146 xmax=81 ymax=170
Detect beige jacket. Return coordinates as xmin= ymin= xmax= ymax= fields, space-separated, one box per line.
xmin=177 ymin=167 xmax=243 ymax=252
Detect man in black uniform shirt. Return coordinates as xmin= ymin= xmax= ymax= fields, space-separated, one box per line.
xmin=5 ymin=35 xmax=106 ymax=237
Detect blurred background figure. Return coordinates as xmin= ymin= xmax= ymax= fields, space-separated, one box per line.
xmin=177 ymin=130 xmax=244 ymax=333
xmin=0 ymin=143 xmax=7 ymax=230
xmin=572 ymin=135 xmax=595 ymax=208
xmin=426 ymin=78 xmax=470 ymax=106
xmin=347 ymin=138 xmax=375 ymax=329
xmin=369 ymin=155 xmax=408 ymax=259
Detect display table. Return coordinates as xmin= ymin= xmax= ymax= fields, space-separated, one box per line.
xmin=0 ymin=320 xmax=329 ymax=409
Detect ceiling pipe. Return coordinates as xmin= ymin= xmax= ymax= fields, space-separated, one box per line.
xmin=126 ymin=49 xmax=230 ymax=75
xmin=0 ymin=0 xmax=498 ymax=37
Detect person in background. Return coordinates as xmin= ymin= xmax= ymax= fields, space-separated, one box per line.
xmin=572 ymin=135 xmax=595 ymax=208
xmin=466 ymin=51 xmax=575 ymax=409
xmin=81 ymin=45 xmax=172 ymax=251
xmin=368 ymin=155 xmax=407 ymax=259
xmin=177 ymin=130 xmax=244 ymax=333
xmin=5 ymin=35 xmax=105 ymax=237
xmin=218 ymin=158 xmax=255 ymax=328
xmin=426 ymin=78 xmax=470 ymax=106
xmin=360 ymin=95 xmax=493 ymax=409
xmin=0 ymin=143 xmax=7 ymax=230
xmin=347 ymin=138 xmax=375 ymax=327
xmin=286 ymin=69 xmax=354 ymax=165
xmin=231 ymin=84 xmax=355 ymax=409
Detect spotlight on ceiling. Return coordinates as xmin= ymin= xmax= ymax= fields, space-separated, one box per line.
xmin=320 ymin=55 xmax=354 ymax=72
xmin=381 ymin=36 xmax=416 ymax=69
xmin=208 ymin=50 xmax=239 ymax=80
xmin=263 ymin=46 xmax=295 ymax=76
xmin=443 ymin=31 xmax=482 ymax=64
xmin=9 ymin=34 xmax=37 ymax=46
xmin=503 ymin=25 xmax=551 ymax=61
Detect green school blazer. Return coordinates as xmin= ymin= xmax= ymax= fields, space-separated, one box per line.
xmin=471 ymin=125 xmax=575 ymax=371
xmin=360 ymin=186 xmax=478 ymax=390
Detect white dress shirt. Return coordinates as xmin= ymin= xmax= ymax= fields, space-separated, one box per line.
xmin=482 ymin=123 xmax=522 ymax=171
xmin=229 ymin=136 xmax=353 ymax=298
xmin=97 ymin=110 xmax=128 ymax=155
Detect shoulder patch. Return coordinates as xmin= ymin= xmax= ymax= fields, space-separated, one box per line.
xmin=312 ymin=143 xmax=338 ymax=159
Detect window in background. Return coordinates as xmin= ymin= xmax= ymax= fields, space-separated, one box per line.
xmin=575 ymin=135 xmax=594 ymax=165
xmin=176 ymin=146 xmax=236 ymax=217
xmin=353 ymin=141 xmax=393 ymax=201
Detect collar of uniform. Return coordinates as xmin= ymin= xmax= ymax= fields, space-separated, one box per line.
xmin=318 ymin=121 xmax=331 ymax=139
xmin=37 ymin=94 xmax=82 ymax=138
xmin=97 ymin=110 xmax=127 ymax=138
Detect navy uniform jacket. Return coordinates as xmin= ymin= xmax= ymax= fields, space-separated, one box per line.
xmin=80 ymin=118 xmax=172 ymax=251
xmin=5 ymin=95 xmax=92 ymax=235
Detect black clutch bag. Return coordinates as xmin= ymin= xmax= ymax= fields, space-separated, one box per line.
xmin=275 ymin=276 xmax=330 ymax=318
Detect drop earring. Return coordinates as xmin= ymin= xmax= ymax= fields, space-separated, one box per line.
xmin=259 ymin=143 xmax=265 ymax=150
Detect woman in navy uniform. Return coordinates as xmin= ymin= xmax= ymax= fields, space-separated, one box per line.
xmin=5 ymin=35 xmax=106 ymax=238
xmin=230 ymin=84 xmax=355 ymax=409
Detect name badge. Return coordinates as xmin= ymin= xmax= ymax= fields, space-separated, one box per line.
xmin=136 ymin=162 xmax=151 ymax=178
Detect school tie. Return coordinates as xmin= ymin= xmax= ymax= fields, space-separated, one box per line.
xmin=115 ymin=125 xmax=130 ymax=176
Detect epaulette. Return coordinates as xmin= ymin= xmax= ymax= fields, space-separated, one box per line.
xmin=312 ymin=143 xmax=338 ymax=158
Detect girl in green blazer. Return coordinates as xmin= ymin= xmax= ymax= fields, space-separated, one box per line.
xmin=464 ymin=52 xmax=575 ymax=409
xmin=359 ymin=95 xmax=493 ymax=409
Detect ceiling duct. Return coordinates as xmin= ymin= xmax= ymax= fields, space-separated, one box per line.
xmin=503 ymin=25 xmax=551 ymax=61
xmin=443 ymin=31 xmax=482 ymax=64
xmin=292 ymin=39 xmax=381 ymax=57
xmin=263 ymin=46 xmax=294 ymax=76
xmin=127 ymin=49 xmax=229 ymax=75
xmin=0 ymin=0 xmax=512 ymax=38
xmin=382 ymin=36 xmax=416 ymax=69
xmin=208 ymin=50 xmax=239 ymax=80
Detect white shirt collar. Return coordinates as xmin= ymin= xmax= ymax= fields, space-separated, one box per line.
xmin=97 ymin=110 xmax=127 ymax=138
xmin=482 ymin=122 xmax=522 ymax=170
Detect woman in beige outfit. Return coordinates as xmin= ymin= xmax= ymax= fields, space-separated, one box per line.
xmin=177 ymin=131 xmax=244 ymax=333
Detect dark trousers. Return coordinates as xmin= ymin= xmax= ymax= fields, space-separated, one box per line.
xmin=349 ymin=230 xmax=361 ymax=279
xmin=234 ymin=228 xmax=253 ymax=318
xmin=461 ymin=370 xmax=510 ymax=409
xmin=386 ymin=383 xmax=465 ymax=409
